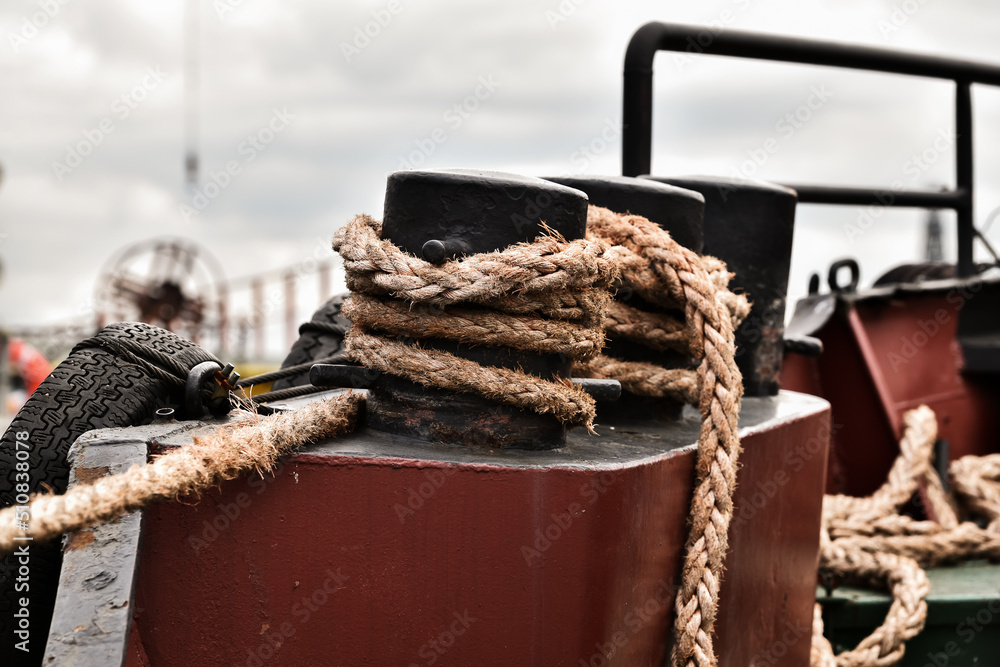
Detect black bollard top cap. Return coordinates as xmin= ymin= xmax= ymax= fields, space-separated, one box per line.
xmin=544 ymin=174 xmax=705 ymax=253
xmin=641 ymin=174 xmax=797 ymax=204
xmin=382 ymin=169 xmax=589 ymax=263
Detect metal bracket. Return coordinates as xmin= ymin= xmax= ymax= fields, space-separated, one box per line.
xmin=184 ymin=361 xmax=239 ymax=419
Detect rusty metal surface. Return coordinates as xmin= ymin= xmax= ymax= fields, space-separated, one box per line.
xmin=364 ymin=375 xmax=569 ymax=450
xmin=41 ymin=421 xmax=202 ymax=666
xmin=126 ymin=391 xmax=828 ymax=666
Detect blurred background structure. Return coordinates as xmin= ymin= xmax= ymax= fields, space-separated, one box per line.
xmin=1 ymin=0 xmax=1000 ymax=407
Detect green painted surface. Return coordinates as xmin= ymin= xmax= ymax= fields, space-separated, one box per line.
xmin=818 ymin=561 xmax=1000 ymax=666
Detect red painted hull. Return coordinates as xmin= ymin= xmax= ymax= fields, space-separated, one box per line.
xmin=127 ymin=394 xmax=829 ymax=666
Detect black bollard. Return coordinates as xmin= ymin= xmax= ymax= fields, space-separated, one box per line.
xmin=354 ymin=169 xmax=593 ymax=450
xmin=641 ymin=175 xmax=797 ymax=396
xmin=542 ymin=175 xmax=707 ymax=422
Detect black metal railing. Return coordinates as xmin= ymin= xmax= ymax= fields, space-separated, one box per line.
xmin=622 ymin=22 xmax=1000 ymax=276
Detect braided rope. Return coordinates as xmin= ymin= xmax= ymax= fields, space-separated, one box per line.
xmin=951 ymin=453 xmax=1000 ymax=533
xmin=0 ymin=392 xmax=363 ymax=555
xmin=345 ymin=292 xmax=605 ymax=359
xmin=813 ymin=545 xmax=930 ymax=667
xmin=347 ymin=331 xmax=596 ymax=427
xmin=576 ymin=354 xmax=698 ymax=404
xmin=334 ymin=214 xmax=618 ymax=306
xmin=580 ymin=207 xmax=749 ymax=406
xmin=603 ymin=300 xmax=690 ymax=354
xmin=811 ymin=406 xmax=1000 ymax=665
xmin=333 ymin=214 xmax=619 ymax=430
xmin=578 ymin=206 xmax=746 ymax=667
xmin=810 ymin=604 xmax=837 ymax=667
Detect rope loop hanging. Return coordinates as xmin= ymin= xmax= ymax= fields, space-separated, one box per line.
xmin=582 ymin=206 xmax=749 ymax=667
xmin=811 ymin=405 xmax=1000 ymax=666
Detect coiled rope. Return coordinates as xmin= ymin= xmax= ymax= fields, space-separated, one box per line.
xmin=811 ymin=406 xmax=1000 ymax=665
xmin=333 ymin=213 xmax=621 ymax=430
xmin=1 ymin=207 xmax=755 ymax=667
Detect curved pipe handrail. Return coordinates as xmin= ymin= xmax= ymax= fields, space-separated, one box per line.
xmin=622 ymin=21 xmax=1000 ymax=276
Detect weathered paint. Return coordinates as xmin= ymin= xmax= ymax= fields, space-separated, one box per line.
xmin=782 ymin=285 xmax=1000 ymax=496
xmin=128 ymin=393 xmax=829 ymax=666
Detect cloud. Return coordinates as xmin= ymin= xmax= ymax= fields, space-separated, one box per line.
xmin=0 ymin=0 xmax=998 ymax=350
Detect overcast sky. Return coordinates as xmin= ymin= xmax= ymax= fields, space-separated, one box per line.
xmin=2 ymin=0 xmax=1000 ymax=356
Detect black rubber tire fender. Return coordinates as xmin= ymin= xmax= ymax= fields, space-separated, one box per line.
xmin=271 ymin=293 xmax=351 ymax=390
xmin=0 ymin=322 xmax=218 ymax=665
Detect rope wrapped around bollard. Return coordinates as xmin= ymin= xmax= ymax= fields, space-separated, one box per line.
xmin=0 ymin=206 xmax=753 ymax=667
xmin=0 ymin=214 xmax=622 ymax=555
xmin=334 ymin=213 xmax=621 ymax=430
xmin=577 ymin=206 xmax=749 ymax=407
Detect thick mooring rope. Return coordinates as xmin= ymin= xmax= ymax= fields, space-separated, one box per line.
xmin=0 ymin=216 xmax=622 ymax=555
xmin=578 ymin=207 xmax=749 ymax=408
xmin=580 ymin=206 xmax=748 ymax=667
xmin=0 ymin=207 xmax=749 ymax=667
xmin=333 ymin=213 xmax=621 ymax=430
xmin=811 ymin=406 xmax=1000 ymax=666
xmin=0 ymin=392 xmax=363 ymax=555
